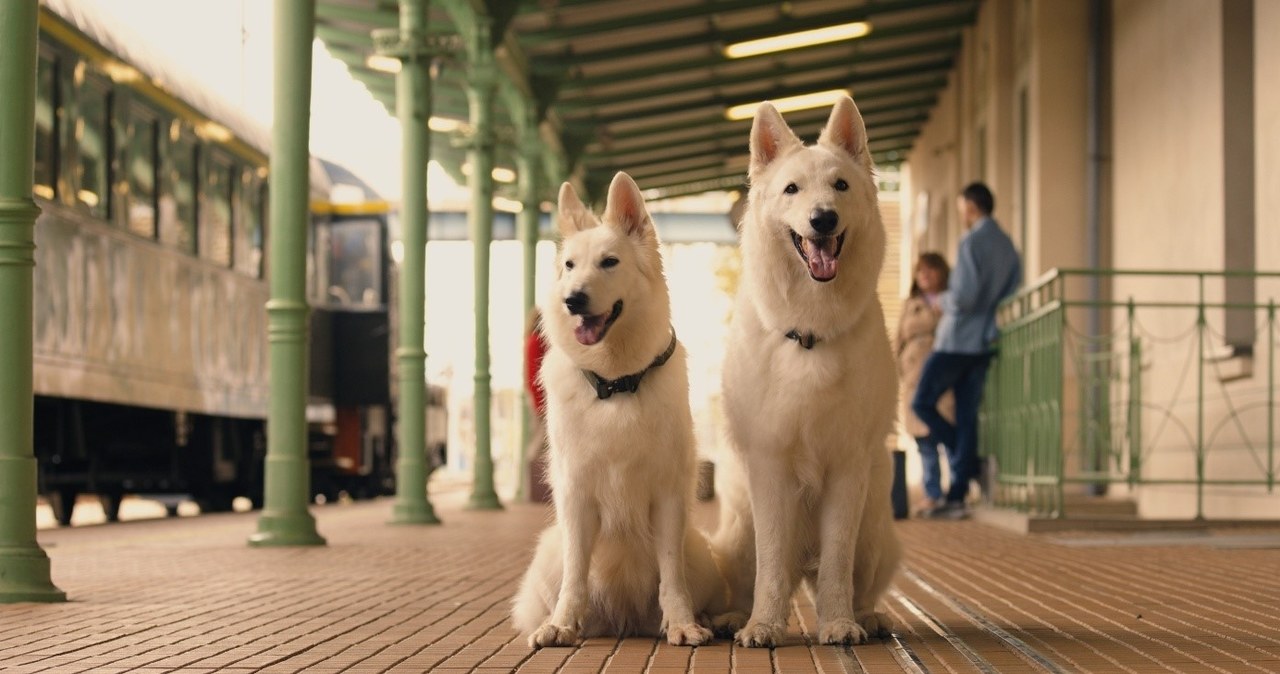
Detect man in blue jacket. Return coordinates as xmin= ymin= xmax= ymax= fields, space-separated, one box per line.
xmin=911 ymin=182 xmax=1021 ymax=519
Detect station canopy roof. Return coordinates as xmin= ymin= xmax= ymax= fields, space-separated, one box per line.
xmin=316 ymin=0 xmax=978 ymax=201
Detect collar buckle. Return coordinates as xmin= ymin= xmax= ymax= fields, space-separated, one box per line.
xmin=785 ymin=329 xmax=818 ymax=349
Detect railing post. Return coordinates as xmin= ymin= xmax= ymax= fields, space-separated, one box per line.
xmin=1268 ymin=300 xmax=1275 ymax=493
xmin=1195 ymin=274 xmax=1206 ymax=521
xmin=1127 ymin=298 xmax=1142 ymax=489
xmin=0 ymin=0 xmax=66 ymax=603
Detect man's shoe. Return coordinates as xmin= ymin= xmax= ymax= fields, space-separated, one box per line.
xmin=926 ymin=501 xmax=968 ymax=520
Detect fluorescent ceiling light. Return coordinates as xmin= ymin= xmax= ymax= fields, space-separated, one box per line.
xmin=428 ymin=116 xmax=468 ymax=133
xmin=724 ymin=89 xmax=849 ymax=121
xmin=365 ymin=54 xmax=402 ymax=74
xmin=724 ymin=21 xmax=871 ymax=59
xmin=461 ymin=163 xmax=518 ymax=183
xmin=493 ymin=196 xmax=523 ymax=213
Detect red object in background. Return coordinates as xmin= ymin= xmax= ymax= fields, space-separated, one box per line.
xmin=525 ymin=328 xmax=547 ymax=416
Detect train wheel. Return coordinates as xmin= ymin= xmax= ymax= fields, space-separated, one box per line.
xmin=100 ymin=491 xmax=123 ymax=522
xmin=47 ymin=488 xmax=78 ymax=527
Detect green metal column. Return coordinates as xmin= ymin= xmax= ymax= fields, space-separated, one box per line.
xmin=514 ymin=103 xmax=541 ymax=502
xmin=381 ymin=0 xmax=439 ymax=525
xmin=466 ymin=20 xmax=502 ymax=510
xmin=249 ymin=0 xmax=325 ymax=547
xmin=0 ymin=0 xmax=65 ymax=604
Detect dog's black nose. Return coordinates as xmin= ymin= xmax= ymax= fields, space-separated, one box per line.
xmin=810 ymin=209 xmax=839 ymax=235
xmin=565 ymin=291 xmax=590 ymax=316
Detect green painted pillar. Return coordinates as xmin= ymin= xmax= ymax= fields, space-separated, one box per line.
xmin=0 ymin=0 xmax=66 ymax=604
xmin=514 ymin=106 xmax=541 ymax=502
xmin=249 ymin=0 xmax=325 ymax=547
xmin=466 ymin=22 xmax=502 ymax=510
xmin=380 ymin=0 xmax=439 ymax=525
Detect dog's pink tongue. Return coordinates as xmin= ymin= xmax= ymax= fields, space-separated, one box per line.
xmin=804 ymin=239 xmax=839 ymax=281
xmin=574 ymin=315 xmax=606 ymax=346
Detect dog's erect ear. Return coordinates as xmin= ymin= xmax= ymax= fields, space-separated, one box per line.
xmin=557 ymin=182 xmax=594 ymax=237
xmin=603 ymin=172 xmax=653 ymax=240
xmin=818 ymin=95 xmax=870 ymax=168
xmin=749 ymin=102 xmax=803 ymax=179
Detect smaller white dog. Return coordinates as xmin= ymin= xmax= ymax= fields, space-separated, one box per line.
xmin=511 ymin=172 xmax=725 ymax=648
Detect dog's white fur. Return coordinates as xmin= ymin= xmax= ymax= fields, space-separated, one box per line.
xmin=512 ymin=172 xmax=726 ymax=648
xmin=712 ymin=96 xmax=902 ymax=647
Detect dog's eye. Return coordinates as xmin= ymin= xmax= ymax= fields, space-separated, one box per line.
xmin=834 ymin=178 xmax=849 ymax=191
xmin=601 ymin=256 xmax=619 ymax=269
xmin=784 ymin=183 xmax=799 ymax=195
xmin=565 ymin=260 xmax=575 ymax=270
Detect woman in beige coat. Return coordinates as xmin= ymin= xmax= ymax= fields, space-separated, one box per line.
xmin=896 ymin=253 xmax=956 ymax=515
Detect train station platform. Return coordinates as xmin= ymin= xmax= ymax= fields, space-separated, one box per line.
xmin=4 ymin=486 xmax=1280 ymax=673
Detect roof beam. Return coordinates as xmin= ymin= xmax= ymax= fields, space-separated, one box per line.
xmin=598 ymin=88 xmax=942 ymax=143
xmin=556 ymin=39 xmax=959 ymax=106
xmin=520 ymin=0 xmax=781 ymax=45
xmin=634 ymin=146 xmax=911 ymax=194
xmin=562 ymin=60 xmax=952 ymax=126
xmin=586 ymin=114 xmax=929 ymax=168
xmin=555 ymin=20 xmax=962 ymax=90
xmin=315 ymin=3 xmax=399 ymax=29
xmin=536 ymin=5 xmax=976 ymax=70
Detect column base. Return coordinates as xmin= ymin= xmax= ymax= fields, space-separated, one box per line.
xmin=248 ymin=511 xmax=326 ymax=547
xmin=466 ymin=490 xmax=504 ymax=511
xmin=0 ymin=546 xmax=66 ymax=603
xmin=388 ymin=500 xmax=441 ymax=525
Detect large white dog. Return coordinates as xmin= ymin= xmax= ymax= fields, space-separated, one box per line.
xmin=512 ymin=172 xmax=726 ymax=648
xmin=712 ymin=96 xmax=901 ymax=647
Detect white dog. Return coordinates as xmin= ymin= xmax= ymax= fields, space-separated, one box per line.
xmin=511 ymin=172 xmax=726 ymax=648
xmin=712 ymin=96 xmax=901 ymax=647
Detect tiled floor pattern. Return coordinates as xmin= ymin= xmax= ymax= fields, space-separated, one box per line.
xmin=2 ymin=487 xmax=1279 ymax=673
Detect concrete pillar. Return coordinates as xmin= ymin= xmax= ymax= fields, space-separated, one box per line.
xmin=0 ymin=0 xmax=66 ymax=603
xmin=249 ymin=0 xmax=325 ymax=547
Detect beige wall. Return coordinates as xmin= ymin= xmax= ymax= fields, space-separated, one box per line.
xmin=1260 ymin=0 xmax=1280 ymax=263
xmin=1112 ymin=0 xmax=1223 ymax=274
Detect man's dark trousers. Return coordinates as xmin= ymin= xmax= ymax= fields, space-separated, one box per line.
xmin=910 ymin=351 xmax=992 ymax=505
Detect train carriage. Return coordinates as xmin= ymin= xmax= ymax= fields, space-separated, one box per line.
xmin=31 ymin=0 xmax=415 ymax=524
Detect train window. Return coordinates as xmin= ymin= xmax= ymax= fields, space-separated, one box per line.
xmin=125 ymin=105 xmax=158 ymax=238
xmin=235 ymin=169 xmax=264 ymax=277
xmin=75 ymin=70 xmax=111 ymax=218
xmin=200 ymin=153 xmax=233 ymax=266
xmin=34 ymin=51 xmax=57 ymax=200
xmin=327 ymin=219 xmax=383 ymax=308
xmin=160 ymin=121 xmax=197 ymax=254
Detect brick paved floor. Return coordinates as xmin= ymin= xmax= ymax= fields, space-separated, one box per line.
xmin=3 ymin=486 xmax=1280 ymax=673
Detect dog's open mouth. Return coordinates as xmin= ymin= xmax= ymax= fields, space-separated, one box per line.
xmin=573 ymin=300 xmax=623 ymax=346
xmin=790 ymin=230 xmax=846 ymax=282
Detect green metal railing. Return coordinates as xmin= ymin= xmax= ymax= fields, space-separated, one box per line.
xmin=981 ymin=269 xmax=1279 ymax=519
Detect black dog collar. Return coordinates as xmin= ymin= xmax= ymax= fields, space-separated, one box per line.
xmin=785 ymin=329 xmax=819 ymax=350
xmin=583 ymin=330 xmax=678 ymax=400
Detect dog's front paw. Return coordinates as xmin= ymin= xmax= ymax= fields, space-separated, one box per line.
xmin=528 ymin=622 xmax=579 ymax=648
xmin=735 ymin=620 xmax=785 ymax=648
xmin=665 ymin=621 xmax=713 ymax=646
xmin=711 ymin=610 xmax=749 ymax=638
xmin=818 ymin=618 xmax=868 ymax=646
xmin=856 ymin=610 xmax=895 ymax=638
